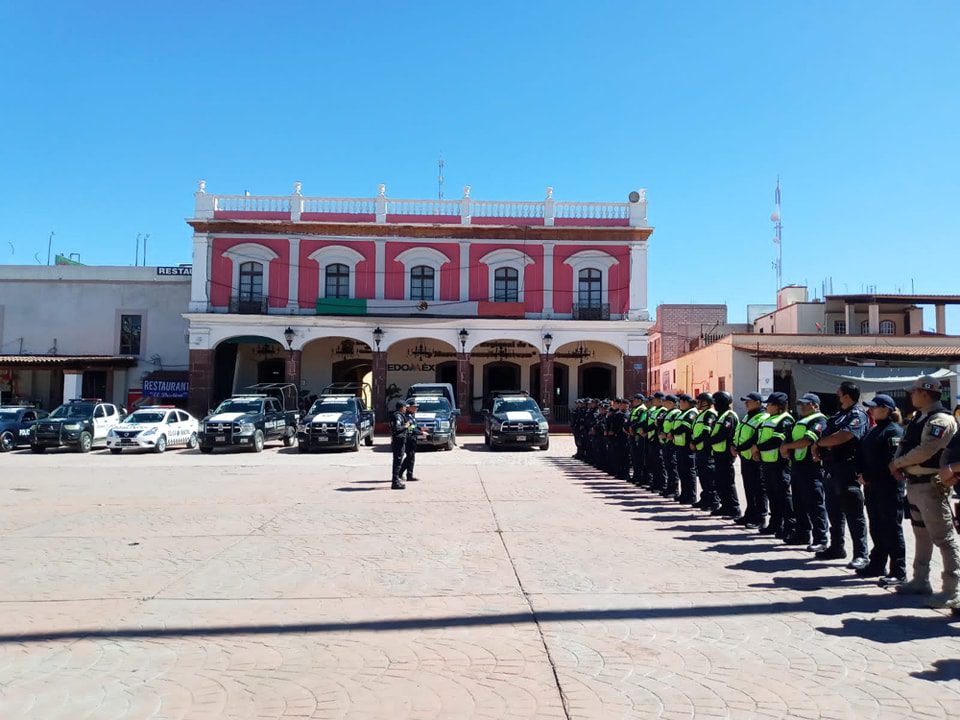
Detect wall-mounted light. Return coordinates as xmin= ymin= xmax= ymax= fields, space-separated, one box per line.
xmin=373 ymin=326 xmax=384 ymax=351
xmin=543 ymin=332 xmax=553 ymax=353
xmin=283 ymin=326 xmax=295 ymax=351
xmin=458 ymin=328 xmax=469 ymax=352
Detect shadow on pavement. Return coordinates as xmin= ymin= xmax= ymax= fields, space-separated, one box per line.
xmin=821 ymin=614 xmax=960 ymax=644
xmin=911 ymin=658 xmax=960 ymax=681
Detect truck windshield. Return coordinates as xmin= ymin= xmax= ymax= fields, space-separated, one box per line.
xmin=214 ymin=400 xmax=263 ymax=415
xmin=309 ymin=400 xmax=353 ymax=414
xmin=494 ymin=399 xmax=539 ymax=415
xmin=125 ymin=411 xmax=166 ymax=424
xmin=413 ymin=398 xmax=450 ymax=413
xmin=49 ymin=403 xmax=95 ymax=419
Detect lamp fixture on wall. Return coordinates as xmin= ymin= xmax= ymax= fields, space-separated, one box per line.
xmin=372 ymin=326 xmax=384 ymax=351
xmin=283 ymin=327 xmax=295 ymax=351
xmin=542 ymin=332 xmax=553 ymax=353
xmin=458 ymin=328 xmax=469 ymax=352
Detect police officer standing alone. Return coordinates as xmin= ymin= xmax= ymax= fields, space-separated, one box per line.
xmin=390 ymin=400 xmax=409 ymax=490
xmin=815 ymin=381 xmax=869 ymax=568
xmin=890 ymin=376 xmax=960 ymax=607
xmin=857 ymin=394 xmax=906 ymax=585
xmin=398 ymin=398 xmax=427 ymax=485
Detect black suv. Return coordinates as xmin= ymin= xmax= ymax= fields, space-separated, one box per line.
xmin=199 ymin=386 xmax=299 ymax=453
xmin=30 ymin=399 xmax=123 ymax=453
xmin=483 ymin=391 xmax=550 ymax=450
xmin=0 ymin=406 xmax=48 ymax=452
xmin=297 ymin=383 xmax=375 ymax=452
xmin=406 ymin=392 xmax=458 ymax=450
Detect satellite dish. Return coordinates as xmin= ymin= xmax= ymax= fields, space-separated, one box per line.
xmin=628 ymin=191 xmax=641 ymax=203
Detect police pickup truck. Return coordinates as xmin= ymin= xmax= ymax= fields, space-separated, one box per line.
xmin=30 ymin=398 xmax=123 ymax=453
xmin=199 ymin=383 xmax=299 ymax=453
xmin=297 ymin=383 xmax=375 ymax=452
xmin=483 ymin=391 xmax=550 ymax=451
xmin=0 ymin=406 xmax=48 ymax=452
xmin=405 ymin=386 xmax=458 ymax=450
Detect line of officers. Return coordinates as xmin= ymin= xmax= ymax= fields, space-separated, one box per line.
xmin=572 ymin=375 xmax=960 ymax=612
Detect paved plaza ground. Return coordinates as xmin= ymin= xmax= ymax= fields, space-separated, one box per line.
xmin=2 ymin=435 xmax=960 ymax=719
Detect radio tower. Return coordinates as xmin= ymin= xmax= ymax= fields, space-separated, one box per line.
xmin=438 ymin=157 xmax=445 ymax=200
xmin=771 ymin=177 xmax=783 ymax=294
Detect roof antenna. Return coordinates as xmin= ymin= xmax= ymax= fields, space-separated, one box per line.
xmin=438 ymin=156 xmax=445 ymax=200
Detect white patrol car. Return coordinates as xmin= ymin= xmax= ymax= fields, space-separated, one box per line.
xmin=106 ymin=406 xmax=199 ymax=454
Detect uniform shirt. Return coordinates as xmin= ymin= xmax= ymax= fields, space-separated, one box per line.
xmin=822 ymin=405 xmax=869 ymax=463
xmin=391 ymin=411 xmax=408 ymax=438
xmin=943 ymin=428 xmax=960 ymax=470
xmin=709 ymin=410 xmax=739 ymax=454
xmin=893 ymin=403 xmax=958 ymax=473
xmin=858 ymin=418 xmax=903 ymax=483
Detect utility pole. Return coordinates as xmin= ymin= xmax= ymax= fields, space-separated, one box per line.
xmin=46 ymin=232 xmax=54 ymax=266
xmin=770 ymin=177 xmax=783 ymax=296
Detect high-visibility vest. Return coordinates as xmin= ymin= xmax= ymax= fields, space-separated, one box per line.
xmin=758 ymin=412 xmax=792 ymax=463
xmin=674 ymin=408 xmax=698 ymax=446
xmin=733 ymin=410 xmax=769 ymax=461
xmin=710 ymin=409 xmax=739 ymax=453
xmin=661 ymin=409 xmax=681 ymax=444
xmin=790 ymin=412 xmax=826 ymax=463
xmin=692 ymin=408 xmax=718 ymax=451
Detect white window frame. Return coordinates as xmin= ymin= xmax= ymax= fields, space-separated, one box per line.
xmin=879 ymin=319 xmax=896 ymax=335
xmin=479 ymin=248 xmax=535 ymax=303
xmin=223 ymin=243 xmax=279 ymax=304
xmin=308 ymin=245 xmax=366 ymax=300
xmin=115 ymin=308 xmax=147 ymax=358
xmin=394 ymin=247 xmax=451 ymax=301
xmin=563 ymin=250 xmax=619 ymax=308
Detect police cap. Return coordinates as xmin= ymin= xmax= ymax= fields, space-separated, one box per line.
xmin=633 ymin=393 xmax=646 ymax=400
xmin=797 ymin=393 xmax=821 ymax=405
xmin=404 ymin=398 xmax=419 ymax=407
xmin=863 ymin=394 xmax=897 ymax=410
xmin=910 ymin=375 xmax=941 ymax=394
xmin=678 ymin=393 xmax=694 ymax=403
xmin=740 ymin=392 xmax=764 ymax=402
xmin=652 ymin=392 xmax=665 ymax=399
xmin=395 ymin=400 xmax=407 ymax=410
xmin=764 ymin=391 xmax=789 ymax=405
xmin=663 ymin=394 xmax=677 ymax=403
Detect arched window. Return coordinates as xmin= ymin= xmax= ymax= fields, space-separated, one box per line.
xmin=880 ymin=319 xmax=896 ymax=335
xmin=861 ymin=319 xmax=870 ymax=334
xmin=325 ymin=263 xmax=350 ymax=299
xmin=410 ymin=265 xmax=435 ymax=301
xmin=578 ymin=268 xmax=602 ymax=308
xmin=239 ymin=261 xmax=264 ymax=301
xmin=494 ymin=267 xmax=519 ymax=302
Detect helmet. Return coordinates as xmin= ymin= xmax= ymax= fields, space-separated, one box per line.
xmin=713 ymin=391 xmax=733 ymax=410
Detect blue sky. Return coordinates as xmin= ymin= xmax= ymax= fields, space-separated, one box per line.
xmin=1 ymin=2 xmax=957 ymax=330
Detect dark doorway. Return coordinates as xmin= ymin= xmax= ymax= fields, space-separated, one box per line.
xmin=435 ymin=361 xmax=457 ymax=387
xmin=332 ymin=359 xmax=372 ymax=387
xmin=579 ymin=363 xmax=615 ymax=399
xmin=483 ymin=362 xmax=521 ymax=405
xmin=82 ymin=371 xmax=107 ymax=401
xmin=257 ymin=358 xmax=285 ymax=383
xmin=213 ymin=343 xmax=239 ymax=406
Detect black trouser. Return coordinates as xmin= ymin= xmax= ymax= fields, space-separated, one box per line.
xmin=399 ymin=438 xmax=417 ymax=479
xmin=864 ymin=478 xmax=907 ymax=577
xmin=647 ymin=443 xmax=666 ymax=490
xmin=612 ymin=437 xmax=629 ymax=478
xmin=391 ymin=436 xmax=406 ymax=481
xmin=631 ymin=437 xmax=646 ymax=483
xmin=695 ymin=449 xmax=717 ymax=507
xmin=663 ymin=444 xmax=679 ymax=493
xmin=677 ymin=447 xmax=697 ymax=500
xmin=791 ymin=462 xmax=829 ymax=544
xmin=713 ymin=451 xmax=741 ymax=514
xmin=740 ymin=458 xmax=766 ymax=522
xmin=826 ymin=462 xmax=868 ymax=558
xmin=761 ymin=460 xmax=794 ymax=533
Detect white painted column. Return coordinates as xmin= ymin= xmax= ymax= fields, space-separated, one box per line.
xmin=868 ymin=303 xmax=880 ymax=334
xmin=189 ymin=233 xmax=210 ymax=312
xmin=936 ymin=305 xmax=947 ymax=334
xmin=374 ymin=240 xmax=386 ymax=300
xmin=845 ymin=303 xmax=855 ymax=334
xmin=627 ymin=242 xmax=649 ymax=320
xmin=459 ymin=241 xmax=470 ymax=302
xmin=542 ymin=242 xmax=555 ymax=316
xmin=287 ymin=238 xmax=301 ymax=312
xmin=63 ymin=370 xmax=82 ymax=401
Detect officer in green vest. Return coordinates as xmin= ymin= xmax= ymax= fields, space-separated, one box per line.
xmin=674 ymin=394 xmax=699 ymax=504
xmin=659 ymin=395 xmax=682 ymax=498
xmin=692 ymin=392 xmax=719 ymax=511
xmin=628 ymin=394 xmax=647 ymax=485
xmin=709 ymin=391 xmax=741 ymax=518
xmin=755 ymin=392 xmax=797 ymax=537
xmin=733 ymin=392 xmax=770 ymax=528
xmin=779 ymin=393 xmax=830 ymax=551
xmin=645 ymin=393 xmax=666 ymax=490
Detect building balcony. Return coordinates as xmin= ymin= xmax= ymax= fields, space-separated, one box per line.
xmin=229 ymin=296 xmax=268 ymax=314
xmin=572 ymin=303 xmax=611 ymax=321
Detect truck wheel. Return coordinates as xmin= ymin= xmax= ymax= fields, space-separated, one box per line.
xmin=539 ymin=438 xmax=550 ymax=451
xmin=364 ymin=430 xmax=374 ymax=447
xmin=154 ymin=435 xmax=167 ymax=454
xmin=0 ymin=431 xmax=14 ymax=452
xmin=282 ymin=428 xmax=296 ymax=447
xmin=187 ymin=432 xmax=198 ymax=449
xmin=30 ymin=444 xmax=45 ymax=453
xmin=78 ymin=432 xmax=93 ymax=453
xmin=445 ymin=436 xmax=455 ymax=451
xmin=109 ymin=448 xmax=123 ymax=455
xmin=252 ymin=430 xmax=265 ymax=453
xmin=199 ymin=446 xmax=214 ymax=454
xmin=484 ymin=432 xmax=490 ymax=447
xmin=351 ymin=433 xmax=360 ymax=452
xmin=297 ymin=442 xmax=308 ymax=453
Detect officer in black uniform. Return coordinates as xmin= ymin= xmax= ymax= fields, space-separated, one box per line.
xmin=611 ymin=399 xmax=630 ymax=480
xmin=674 ymin=394 xmax=699 ymax=504
xmin=857 ymin=394 xmax=906 ymax=584
xmin=628 ymin=394 xmax=647 ymax=486
xmin=594 ymin=401 xmax=610 ymax=471
xmin=572 ymin=399 xmax=586 ymax=459
xmin=815 ymin=381 xmax=869 ymax=567
xmin=390 ymin=400 xmax=409 ymax=489
xmin=710 ymin=391 xmax=741 ymax=518
xmin=692 ymin=392 xmax=718 ymax=511
xmin=398 ymin=398 xmax=425 ymax=483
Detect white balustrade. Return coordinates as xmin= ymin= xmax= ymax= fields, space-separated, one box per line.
xmin=385 ymin=199 xmax=460 ymax=217
xmin=470 ymin=201 xmax=544 ymax=218
xmin=554 ymin=202 xmax=630 ymax=220
xmin=214 ymin=195 xmax=291 ymax=213
xmin=303 ymin=197 xmax=377 ymax=215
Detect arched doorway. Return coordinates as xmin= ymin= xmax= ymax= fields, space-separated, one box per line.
xmin=530 ymin=363 xmax=570 ymax=419
xmin=579 ymin=362 xmax=615 ymax=399
xmin=257 ymin=358 xmax=286 ymax=383
xmin=483 ymin=362 xmax=521 ymax=403
xmin=301 ymin=336 xmax=374 ymax=410
xmin=212 ymin=335 xmax=285 ymax=406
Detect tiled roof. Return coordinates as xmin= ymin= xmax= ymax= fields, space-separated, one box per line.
xmin=733 ymin=343 xmax=960 ymax=360
xmin=0 ymin=355 xmax=138 ymax=367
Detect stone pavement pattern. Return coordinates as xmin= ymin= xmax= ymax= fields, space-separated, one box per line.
xmin=2 ymin=437 xmax=960 ymax=719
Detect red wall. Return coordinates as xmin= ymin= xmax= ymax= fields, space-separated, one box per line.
xmin=210 ymin=237 xmax=291 ymax=308
xmin=298 ymin=240 xmax=376 ymax=306
xmin=384 ymin=242 xmax=459 ymax=301
xmin=553 ymin=245 xmax=629 ymax=314
xmin=469 ymin=244 xmax=545 ymax=313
